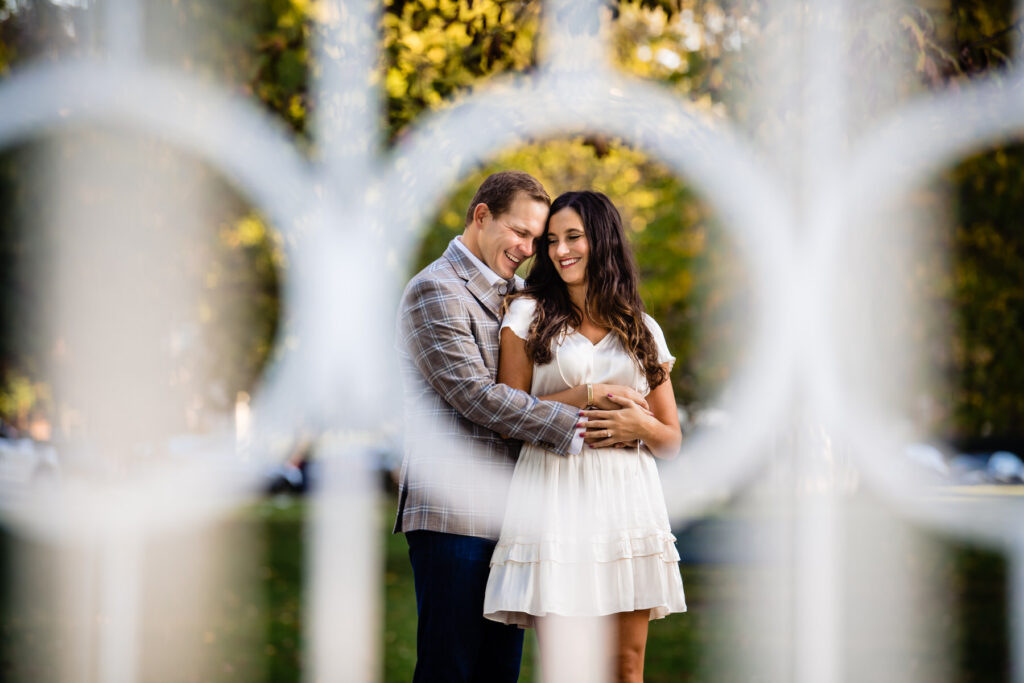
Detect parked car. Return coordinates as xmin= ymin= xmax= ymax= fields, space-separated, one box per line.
xmin=0 ymin=437 xmax=59 ymax=486
xmin=948 ymin=450 xmax=1024 ymax=485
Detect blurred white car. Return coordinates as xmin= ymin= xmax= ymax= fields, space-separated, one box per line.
xmin=0 ymin=437 xmax=59 ymax=486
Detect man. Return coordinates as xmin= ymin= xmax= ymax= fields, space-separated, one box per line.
xmin=394 ymin=171 xmax=584 ymax=682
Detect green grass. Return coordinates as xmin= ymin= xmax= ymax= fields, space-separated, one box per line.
xmin=380 ymin=499 xmax=542 ymax=682
xmin=0 ymin=494 xmax=1012 ymax=681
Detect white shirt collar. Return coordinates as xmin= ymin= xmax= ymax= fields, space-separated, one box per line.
xmin=454 ymin=236 xmax=506 ymax=287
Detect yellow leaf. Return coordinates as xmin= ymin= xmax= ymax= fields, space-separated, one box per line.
xmin=386 ymin=67 xmax=408 ymax=97
xmin=632 ymin=189 xmax=657 ymax=209
xmin=236 ymin=215 xmax=268 ymax=247
xmin=443 ymin=210 xmax=462 ymax=228
xmin=288 ymin=95 xmax=306 ymax=121
xmin=402 ymin=32 xmax=424 ymax=53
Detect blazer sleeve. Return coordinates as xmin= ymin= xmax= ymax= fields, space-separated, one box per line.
xmin=399 ymin=278 xmax=577 ymax=454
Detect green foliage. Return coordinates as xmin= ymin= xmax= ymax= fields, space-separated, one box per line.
xmin=612 ymin=0 xmax=759 ymax=114
xmin=204 ymin=210 xmax=285 ymax=410
xmin=414 ymin=137 xmax=745 ymax=408
xmin=948 ymin=0 xmax=1022 ymax=75
xmin=0 ymin=145 xmax=51 ymax=432
xmin=946 ymin=145 xmax=1024 ymax=438
xmin=2 ymin=0 xmax=1024 ymax=440
xmin=0 ymin=370 xmax=48 ymax=427
xmin=143 ymin=0 xmax=544 ymax=144
xmin=0 ymin=131 xmax=282 ymax=436
xmin=143 ymin=0 xmax=312 ymax=137
xmin=383 ymin=0 xmax=542 ymax=141
xmin=888 ymin=1 xmax=1024 ymax=440
xmin=0 ymin=31 xmax=11 ymax=75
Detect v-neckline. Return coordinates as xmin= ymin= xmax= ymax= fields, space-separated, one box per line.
xmin=575 ymin=328 xmax=611 ymax=347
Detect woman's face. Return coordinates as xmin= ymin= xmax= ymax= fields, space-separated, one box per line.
xmin=547 ymin=208 xmax=589 ymax=287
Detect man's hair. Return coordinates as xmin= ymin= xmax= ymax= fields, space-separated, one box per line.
xmin=465 ymin=170 xmax=550 ymax=225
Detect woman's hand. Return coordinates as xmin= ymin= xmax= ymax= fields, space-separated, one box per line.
xmin=592 ymin=384 xmax=650 ymax=412
xmin=537 ymin=382 xmax=652 ymax=411
xmin=581 ymin=395 xmax=656 ymax=448
xmin=582 ymin=372 xmax=682 ymax=459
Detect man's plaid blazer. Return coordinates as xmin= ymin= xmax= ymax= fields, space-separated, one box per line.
xmin=394 ymin=240 xmax=578 ymax=540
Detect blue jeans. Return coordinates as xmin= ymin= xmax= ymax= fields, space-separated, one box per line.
xmin=406 ymin=530 xmax=524 ymax=683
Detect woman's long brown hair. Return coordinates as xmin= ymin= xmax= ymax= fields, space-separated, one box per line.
xmin=514 ymin=191 xmax=667 ymax=390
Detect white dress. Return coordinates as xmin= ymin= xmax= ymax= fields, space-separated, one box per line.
xmin=483 ymin=297 xmax=687 ymax=628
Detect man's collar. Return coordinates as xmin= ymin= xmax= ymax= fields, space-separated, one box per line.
xmin=453 ymin=236 xmax=505 ymax=287
xmin=445 ymin=238 xmax=515 ymax=318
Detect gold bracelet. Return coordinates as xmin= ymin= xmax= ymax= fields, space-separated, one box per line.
xmin=586 ymin=383 xmax=594 ymax=407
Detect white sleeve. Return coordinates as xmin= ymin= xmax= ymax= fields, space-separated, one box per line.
xmin=501 ymin=297 xmax=537 ymax=340
xmin=643 ymin=313 xmax=676 ymax=372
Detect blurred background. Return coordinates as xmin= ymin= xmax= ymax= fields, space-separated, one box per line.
xmin=0 ymin=0 xmax=1022 ymax=681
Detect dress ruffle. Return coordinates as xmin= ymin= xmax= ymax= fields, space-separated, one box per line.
xmin=483 ymin=443 xmax=687 ymax=627
xmin=490 ymin=530 xmax=681 ymax=565
xmin=484 ymin=551 xmax=687 ymax=628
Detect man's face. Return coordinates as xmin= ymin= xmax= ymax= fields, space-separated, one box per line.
xmin=475 ymin=193 xmax=549 ymax=279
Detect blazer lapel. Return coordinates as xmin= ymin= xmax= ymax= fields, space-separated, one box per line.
xmin=444 ymin=241 xmax=507 ymax=318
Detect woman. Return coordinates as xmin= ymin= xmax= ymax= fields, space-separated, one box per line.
xmin=483 ymin=191 xmax=686 ymax=682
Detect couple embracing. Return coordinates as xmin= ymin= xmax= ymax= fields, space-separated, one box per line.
xmin=395 ymin=171 xmax=686 ymax=682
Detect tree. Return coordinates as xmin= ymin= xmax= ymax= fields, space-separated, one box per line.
xmin=1 ymin=0 xmax=1023 ymax=442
